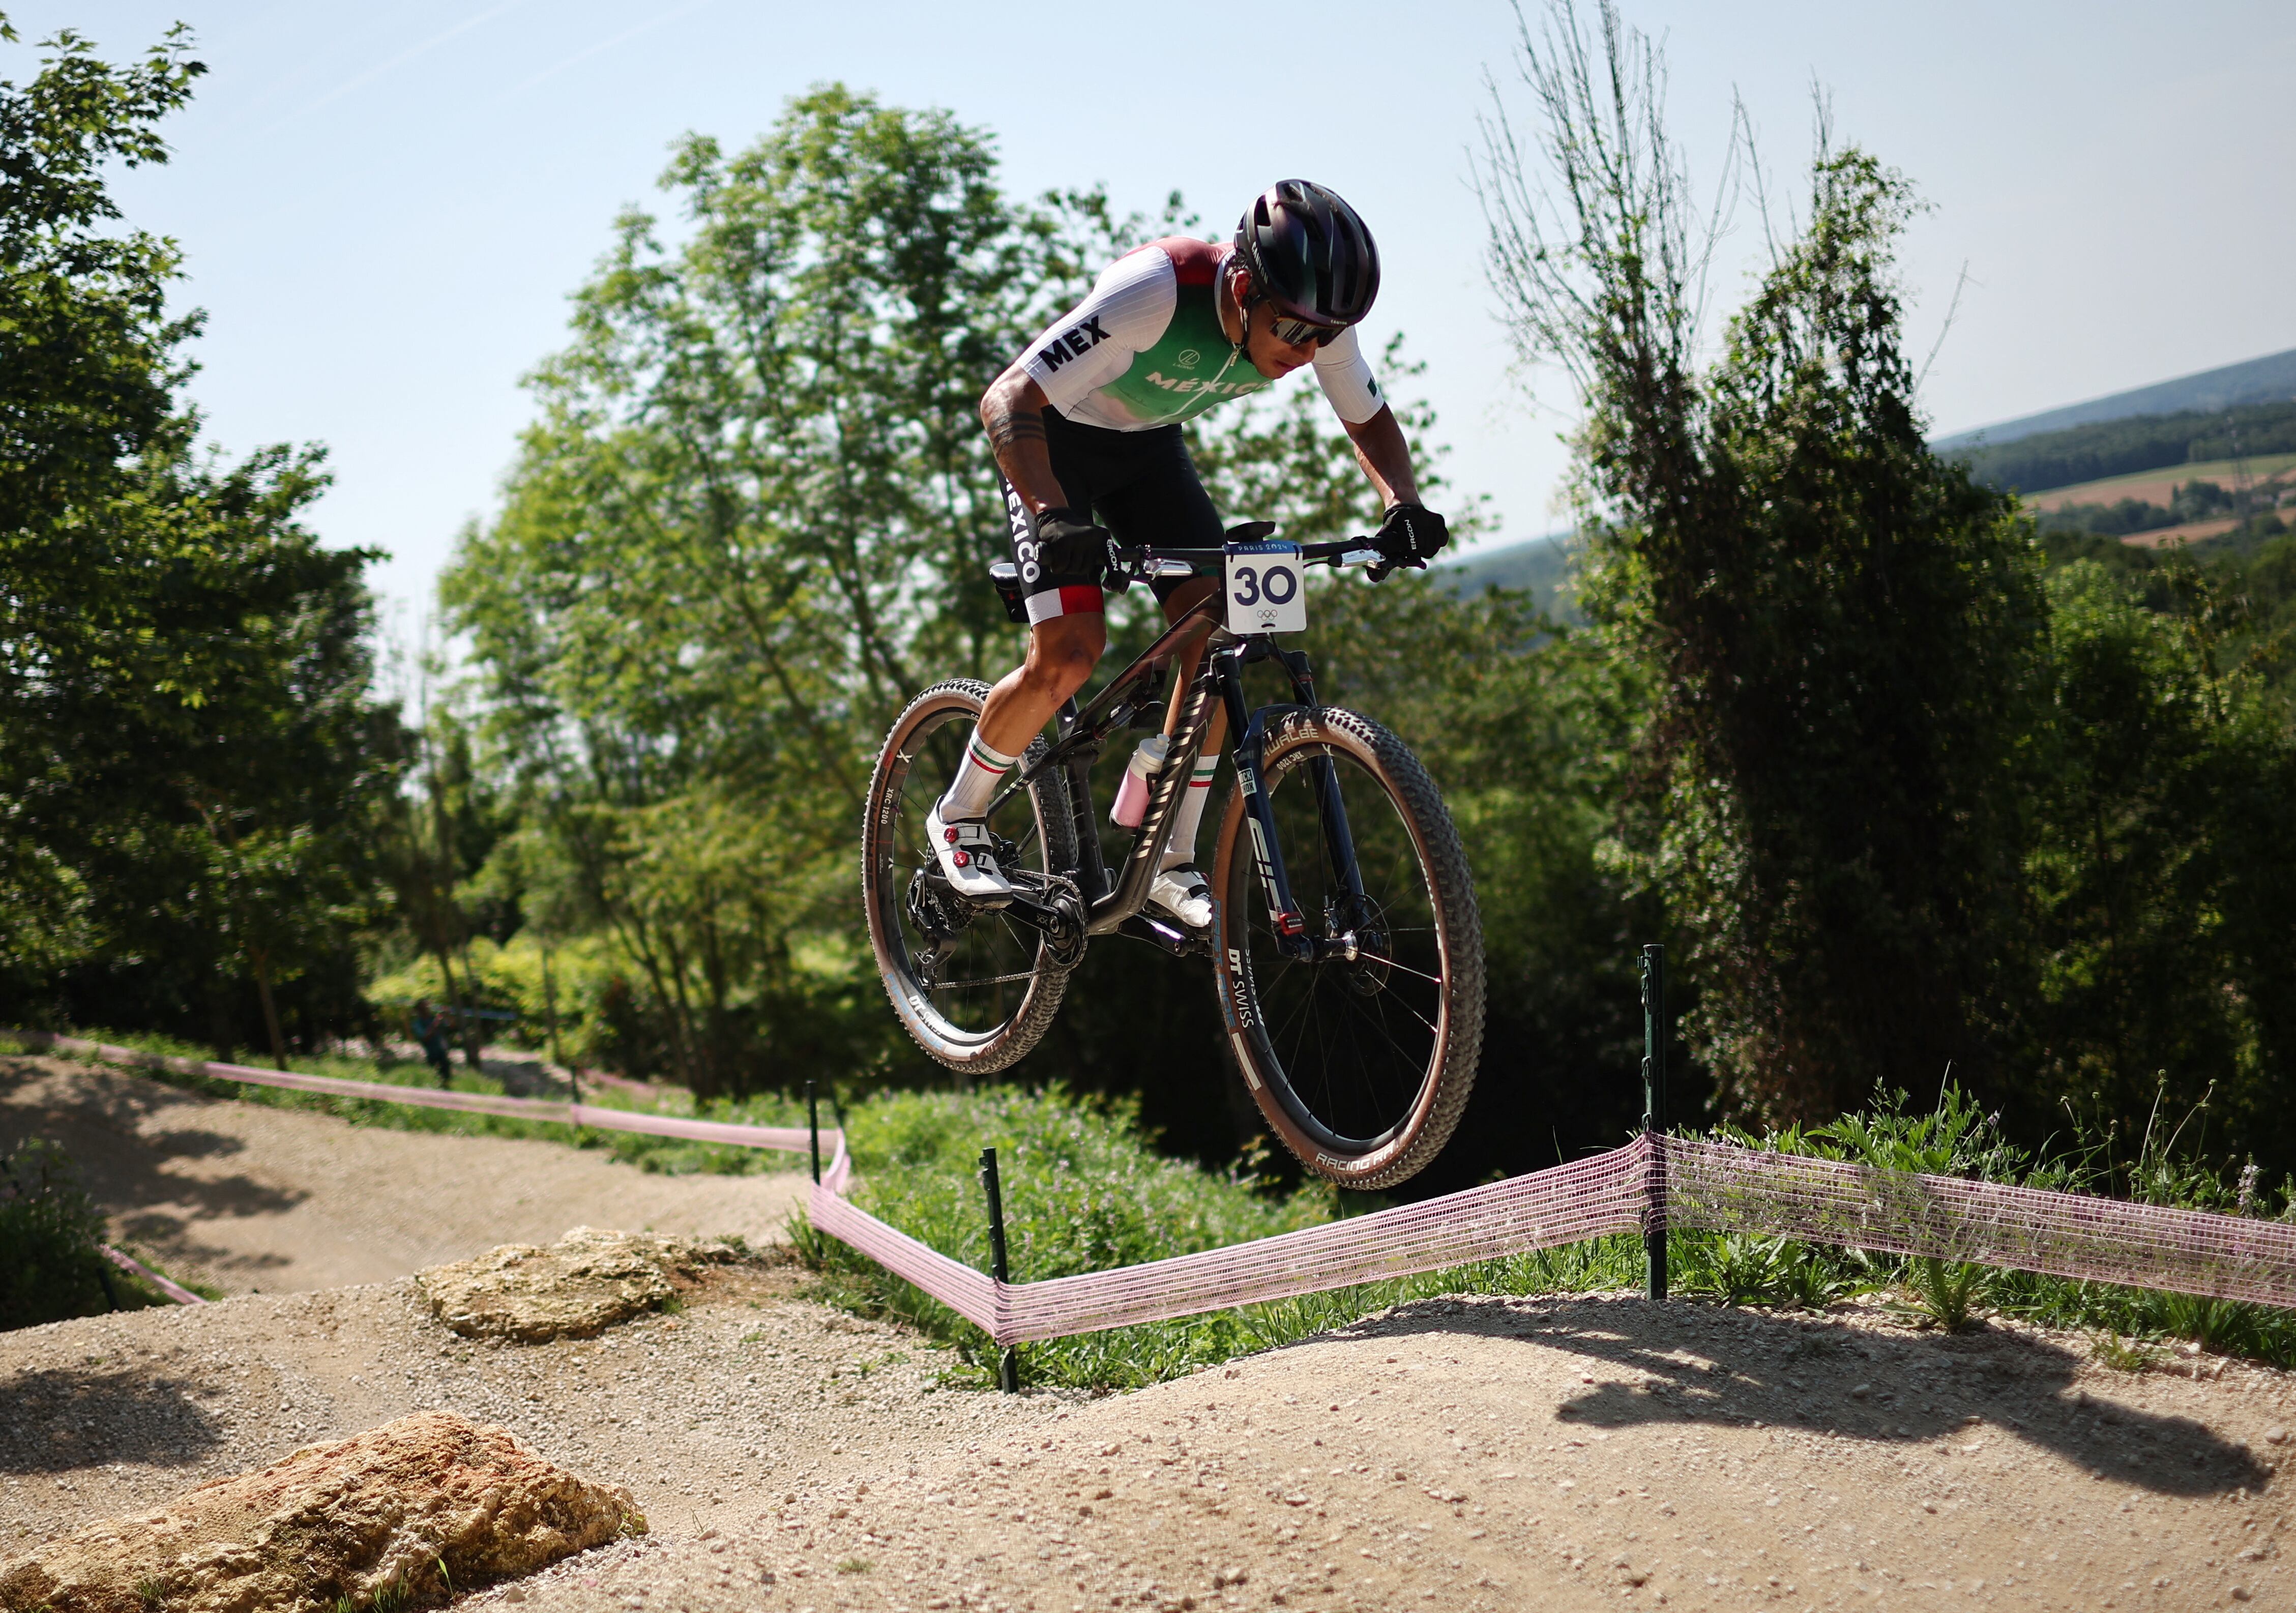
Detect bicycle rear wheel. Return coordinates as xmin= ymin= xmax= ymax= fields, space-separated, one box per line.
xmin=864 ymin=679 xmax=1079 ymax=1074
xmin=1209 ymin=707 xmax=1484 ymax=1189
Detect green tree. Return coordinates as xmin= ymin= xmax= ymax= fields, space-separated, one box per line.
xmin=444 ymin=86 xmax=1140 ymax=1095
xmin=0 ymin=17 xmax=202 ymax=993
xmin=0 ymin=19 xmax=402 ymax=1054
xmin=2020 ymin=559 xmax=2296 ymax=1161
xmin=1481 ymin=2 xmax=2044 ymax=1123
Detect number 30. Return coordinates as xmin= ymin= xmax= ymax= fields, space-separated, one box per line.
xmin=1232 ymin=565 xmax=1297 ymax=608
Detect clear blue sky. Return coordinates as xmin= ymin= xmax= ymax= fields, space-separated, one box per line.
xmin=9 ymin=2 xmax=2293 ymax=640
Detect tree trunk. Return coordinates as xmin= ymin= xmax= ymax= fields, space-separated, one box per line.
xmin=251 ymin=949 xmax=289 ymax=1072
xmin=542 ymin=942 xmax=566 ymax=1071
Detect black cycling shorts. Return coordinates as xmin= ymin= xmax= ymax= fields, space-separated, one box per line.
xmin=1003 ymin=407 xmax=1222 ymax=624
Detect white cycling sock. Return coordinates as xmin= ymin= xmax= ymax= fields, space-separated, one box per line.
xmin=1161 ymin=756 xmax=1221 ymax=869
xmin=939 ymin=729 xmax=1018 ymax=821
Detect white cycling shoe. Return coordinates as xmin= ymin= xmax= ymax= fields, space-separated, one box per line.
xmin=1147 ymin=862 xmax=1213 ymax=930
xmin=925 ymin=802 xmax=1013 ymax=907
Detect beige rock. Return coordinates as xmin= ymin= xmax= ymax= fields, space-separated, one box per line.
xmin=415 ymin=1224 xmax=738 ymax=1342
xmin=0 ymin=1411 xmax=641 ymax=1613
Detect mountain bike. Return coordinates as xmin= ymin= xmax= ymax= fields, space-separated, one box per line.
xmin=861 ymin=523 xmax=1484 ymax=1189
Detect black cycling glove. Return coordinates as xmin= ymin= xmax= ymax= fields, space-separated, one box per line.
xmin=1027 ymin=506 xmax=1115 ymax=585
xmin=1368 ymin=503 xmax=1449 ymax=581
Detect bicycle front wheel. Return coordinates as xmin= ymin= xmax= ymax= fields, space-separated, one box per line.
xmin=1209 ymin=707 xmax=1484 ymax=1189
xmin=863 ymin=679 xmax=1079 ymax=1074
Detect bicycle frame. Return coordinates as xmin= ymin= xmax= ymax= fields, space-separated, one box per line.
xmin=985 ymin=564 xmax=1374 ymax=961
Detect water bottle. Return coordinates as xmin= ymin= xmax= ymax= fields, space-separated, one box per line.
xmin=1110 ymin=734 xmax=1172 ymax=829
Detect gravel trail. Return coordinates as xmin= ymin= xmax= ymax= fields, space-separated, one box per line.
xmin=0 ymin=1260 xmax=1046 ymax=1562
xmin=0 ymin=1053 xmax=807 ymax=1295
xmin=5 ymin=1051 xmax=2294 ymax=1610
xmin=481 ymin=1295 xmax=2293 ymax=1613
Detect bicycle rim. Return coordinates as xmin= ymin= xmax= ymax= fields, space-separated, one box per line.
xmin=864 ymin=681 xmax=1072 ymax=1070
xmin=1212 ymin=708 xmax=1482 ymax=1188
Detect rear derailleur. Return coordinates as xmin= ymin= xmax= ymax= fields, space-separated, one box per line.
xmin=905 ymin=834 xmax=1088 ymax=974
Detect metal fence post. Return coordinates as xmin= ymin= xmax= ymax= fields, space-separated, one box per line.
xmin=807 ymin=1080 xmax=821 ymax=1185
xmin=979 ymin=1146 xmax=1019 ymax=1393
xmin=1641 ymin=943 xmax=1668 ymax=1302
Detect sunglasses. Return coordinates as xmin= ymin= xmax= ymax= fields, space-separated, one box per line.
xmin=1264 ymin=309 xmax=1347 ymax=349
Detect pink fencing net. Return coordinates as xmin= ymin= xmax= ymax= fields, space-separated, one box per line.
xmin=99 ymin=1243 xmax=207 ymax=1305
xmin=808 ymin=1138 xmax=1651 ymax=1345
xmin=809 ymin=1132 xmax=2296 ymax=1346
xmin=1663 ymin=1135 xmax=2296 ymax=1310
xmin=23 ymin=1030 xmax=2296 ymax=1335
xmin=17 ymin=1033 xmax=825 ymax=1156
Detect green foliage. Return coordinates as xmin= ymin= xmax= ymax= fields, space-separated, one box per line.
xmin=2088 ymin=1330 xmax=2164 ymax=1372
xmin=1955 ymin=399 xmax=2296 ymax=495
xmin=791 ymin=1083 xmax=1643 ymax=1389
xmin=2037 ymin=496 xmax=2177 ymax=539
xmin=1804 ymin=1079 xmax=2031 ymax=1182
xmin=0 ymin=1136 xmax=111 ymax=1328
xmin=440 ymin=86 xmax=1153 ymax=1099
xmin=0 ymin=20 xmax=405 ymax=1057
xmin=2036 ymin=477 xmax=2277 ymax=541
xmin=1675 ymin=1233 xmax=1869 ymax=1310
xmin=2014 ymin=559 xmax=2296 ymax=1160
xmin=1893 ymin=1256 xmax=1991 ymax=1333
xmin=1482 ymin=4 xmax=2296 ymax=1177
xmin=1485 ymin=16 xmax=2042 ymax=1122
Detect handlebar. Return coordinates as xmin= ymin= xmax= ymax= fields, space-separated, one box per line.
xmin=1110 ymin=536 xmax=1385 ymax=577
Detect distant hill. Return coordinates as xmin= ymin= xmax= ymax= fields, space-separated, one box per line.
xmin=1435 ymin=532 xmax=1579 ymax=620
xmin=1933 ymin=346 xmax=2296 ymax=453
xmin=1948 ymin=398 xmax=2296 ymax=495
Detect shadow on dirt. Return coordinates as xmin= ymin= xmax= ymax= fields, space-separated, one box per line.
xmin=0 ymin=1057 xmax=310 ymax=1228
xmin=1317 ymin=1294 xmax=2270 ymax=1500
xmin=0 ymin=1364 xmax=225 ymax=1475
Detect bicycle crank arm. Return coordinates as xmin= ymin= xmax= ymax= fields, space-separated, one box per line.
xmin=1118 ymin=912 xmax=1210 ymax=958
xmin=994 ymin=877 xmax=1090 ymax=967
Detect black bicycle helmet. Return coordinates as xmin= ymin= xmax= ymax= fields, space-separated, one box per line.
xmin=1233 ymin=179 xmax=1381 ymax=327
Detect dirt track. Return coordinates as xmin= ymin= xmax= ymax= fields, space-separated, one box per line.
xmin=0 ymin=1053 xmax=807 ymax=1295
xmin=5 ymin=1057 xmax=2295 ymax=1610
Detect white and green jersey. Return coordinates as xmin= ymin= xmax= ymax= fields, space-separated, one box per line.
xmin=1019 ymin=236 xmax=1387 ymax=432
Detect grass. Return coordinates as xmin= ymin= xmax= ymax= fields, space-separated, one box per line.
xmin=0 ymin=1136 xmax=209 ymax=1326
xmin=1667 ymin=1084 xmax=2296 ymax=1365
xmin=22 ymin=1028 xmax=2295 ymax=1384
xmin=792 ymin=1079 xmax=2296 ymax=1390
xmin=3 ymin=1028 xmax=814 ymax=1179
xmin=1 ymin=1132 xmax=236 ymax=1327
xmin=2026 ymin=452 xmax=2296 ymax=508
xmin=788 ymin=1084 xmax=1644 ymax=1391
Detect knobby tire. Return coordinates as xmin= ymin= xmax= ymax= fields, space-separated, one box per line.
xmin=1208 ymin=706 xmax=1484 ymax=1190
xmin=863 ymin=679 xmax=1078 ymax=1074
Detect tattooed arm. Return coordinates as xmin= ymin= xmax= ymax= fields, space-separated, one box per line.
xmin=980 ymin=369 xmax=1066 ymax=514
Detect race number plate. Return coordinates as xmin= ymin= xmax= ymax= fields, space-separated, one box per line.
xmin=1224 ymin=539 xmax=1306 ymax=634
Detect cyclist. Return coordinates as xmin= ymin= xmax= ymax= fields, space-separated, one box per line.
xmin=409 ymin=999 xmax=455 ymax=1089
xmin=928 ymin=179 xmax=1450 ymax=928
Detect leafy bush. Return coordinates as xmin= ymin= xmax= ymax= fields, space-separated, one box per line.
xmin=0 ymin=1138 xmax=113 ymax=1329
xmin=1674 ymin=1232 xmax=1871 ymax=1311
